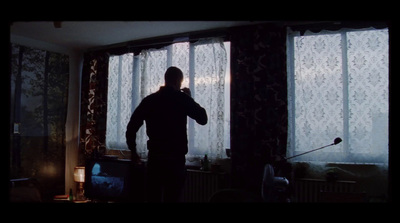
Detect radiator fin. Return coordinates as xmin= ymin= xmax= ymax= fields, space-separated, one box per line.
xmin=293 ymin=178 xmax=357 ymax=202
xmin=183 ymin=170 xmax=228 ymax=202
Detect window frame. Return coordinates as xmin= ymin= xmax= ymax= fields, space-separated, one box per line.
xmin=286 ymin=27 xmax=389 ymax=164
xmin=105 ymin=39 xmax=231 ymax=160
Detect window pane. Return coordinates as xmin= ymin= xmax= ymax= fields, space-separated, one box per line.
xmin=293 ymin=34 xmax=344 ymax=158
xmin=106 ymin=54 xmax=133 ymax=150
xmin=347 ymin=29 xmax=389 ymax=162
xmin=106 ymin=38 xmax=230 ymax=160
xmin=140 ymin=49 xmax=167 ymax=97
xmin=190 ymin=39 xmax=227 ymax=157
xmin=106 ymin=56 xmax=119 ymax=148
xmin=171 ymin=42 xmax=190 ymax=88
xmin=224 ymin=42 xmax=231 ymax=150
xmin=289 ymin=28 xmax=389 ymax=164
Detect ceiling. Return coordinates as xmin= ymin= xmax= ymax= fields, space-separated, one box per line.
xmin=10 ymin=21 xmax=273 ymax=51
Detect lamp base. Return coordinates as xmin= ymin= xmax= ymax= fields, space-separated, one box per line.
xmin=75 ymin=182 xmax=85 ymax=201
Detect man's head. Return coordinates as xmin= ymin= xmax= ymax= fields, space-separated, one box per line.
xmin=164 ymin=66 xmax=183 ymax=90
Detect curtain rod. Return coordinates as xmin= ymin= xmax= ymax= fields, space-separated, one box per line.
xmin=86 ymin=27 xmax=228 ymax=53
xmin=288 ymin=21 xmax=389 ymax=35
xmin=127 ymin=34 xmax=226 ymax=49
xmin=126 ymin=28 xmax=228 ymax=52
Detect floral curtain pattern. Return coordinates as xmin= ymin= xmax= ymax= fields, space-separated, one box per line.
xmin=79 ymin=53 xmax=109 ymax=159
xmin=230 ymin=25 xmax=287 ymax=192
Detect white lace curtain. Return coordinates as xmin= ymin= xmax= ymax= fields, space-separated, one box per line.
xmin=106 ymin=37 xmax=227 ymax=159
xmin=287 ymin=27 xmax=389 ymax=164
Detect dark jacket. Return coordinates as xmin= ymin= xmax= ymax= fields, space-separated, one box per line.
xmin=126 ymin=86 xmax=207 ymax=157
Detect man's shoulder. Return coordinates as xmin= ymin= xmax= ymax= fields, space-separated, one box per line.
xmin=141 ymin=90 xmax=165 ymax=103
xmin=141 ymin=93 xmax=157 ymax=103
xmin=143 ymin=87 xmax=191 ymax=103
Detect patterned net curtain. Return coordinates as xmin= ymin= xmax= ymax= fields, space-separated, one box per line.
xmin=287 ymin=27 xmax=389 ymax=164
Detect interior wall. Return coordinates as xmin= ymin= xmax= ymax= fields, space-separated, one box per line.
xmin=64 ymin=52 xmax=83 ymax=195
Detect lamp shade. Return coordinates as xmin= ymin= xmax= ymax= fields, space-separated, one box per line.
xmin=74 ymin=166 xmax=85 ymax=183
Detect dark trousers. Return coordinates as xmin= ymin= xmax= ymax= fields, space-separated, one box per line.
xmin=145 ymin=155 xmax=186 ymax=202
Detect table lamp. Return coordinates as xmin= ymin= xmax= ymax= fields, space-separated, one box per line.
xmin=74 ymin=166 xmax=85 ymax=200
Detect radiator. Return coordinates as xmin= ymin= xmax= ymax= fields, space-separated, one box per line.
xmin=182 ymin=169 xmax=229 ymax=202
xmin=293 ymin=178 xmax=356 ymax=202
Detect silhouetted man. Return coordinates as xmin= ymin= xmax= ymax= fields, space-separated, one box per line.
xmin=126 ymin=66 xmax=208 ymax=202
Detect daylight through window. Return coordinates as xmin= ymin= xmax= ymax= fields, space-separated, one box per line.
xmin=106 ymin=38 xmax=230 ymax=160
xmin=287 ymin=28 xmax=389 ymax=164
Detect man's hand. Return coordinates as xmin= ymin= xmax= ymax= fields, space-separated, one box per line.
xmin=131 ymin=152 xmax=142 ymax=165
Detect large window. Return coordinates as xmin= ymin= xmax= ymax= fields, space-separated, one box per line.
xmin=287 ymin=27 xmax=389 ymax=164
xmin=10 ymin=43 xmax=69 ymax=199
xmin=106 ymin=38 xmax=230 ymax=160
